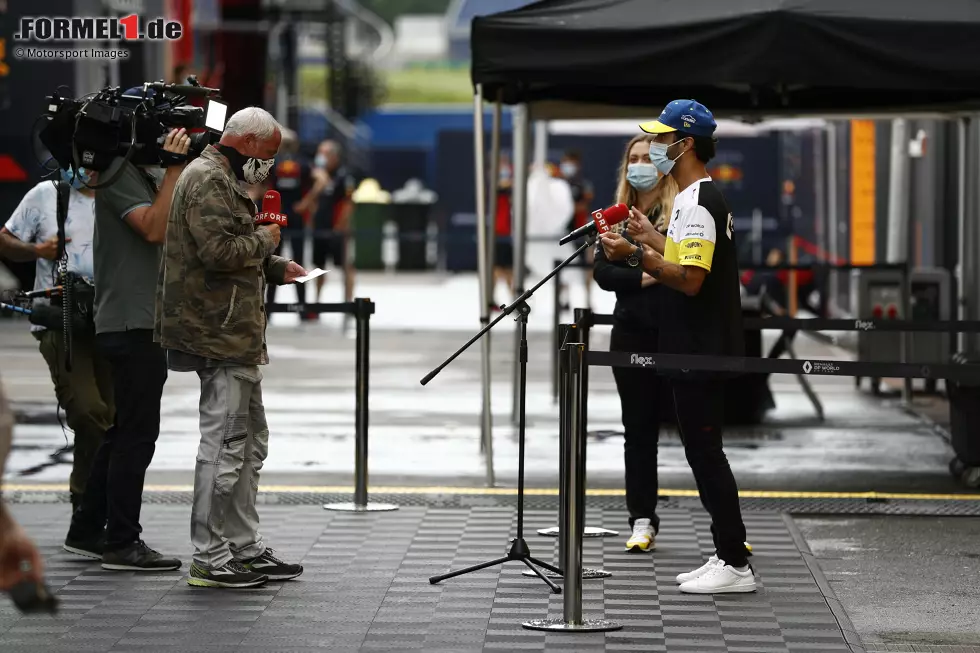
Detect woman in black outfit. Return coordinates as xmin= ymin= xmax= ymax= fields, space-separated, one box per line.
xmin=593 ymin=134 xmax=678 ymax=552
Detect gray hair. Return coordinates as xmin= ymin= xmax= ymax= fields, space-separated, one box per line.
xmin=224 ymin=107 xmax=283 ymax=141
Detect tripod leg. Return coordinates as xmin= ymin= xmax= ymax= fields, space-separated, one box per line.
xmin=522 ymin=558 xmax=562 ymax=594
xmin=527 ymin=556 xmax=562 ymax=576
xmin=429 ymin=556 xmax=510 ymax=585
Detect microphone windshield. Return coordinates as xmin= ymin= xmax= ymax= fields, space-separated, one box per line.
xmin=262 ymin=190 xmax=282 ymax=215
xmin=256 ymin=190 xmax=287 ymax=227
xmin=595 ymin=203 xmax=629 ymax=235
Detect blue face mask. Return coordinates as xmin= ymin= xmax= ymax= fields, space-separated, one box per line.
xmin=60 ymin=167 xmax=91 ymax=190
xmin=315 ymin=154 xmax=328 ymax=168
xmin=649 ymin=139 xmax=686 ymax=175
xmin=626 ymin=163 xmax=658 ymax=191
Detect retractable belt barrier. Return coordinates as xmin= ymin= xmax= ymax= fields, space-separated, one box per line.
xmin=549 ymin=260 xmax=927 ymax=401
xmin=587 ymin=311 xmax=980 ymax=334
xmin=523 ymin=342 xmax=621 ymax=634
xmin=269 ymin=298 xmax=396 ymax=513
xmin=589 ymin=350 xmax=980 ymax=383
xmin=266 ymin=302 xmax=359 ymax=315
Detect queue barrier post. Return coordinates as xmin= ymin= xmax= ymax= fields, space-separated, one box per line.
xmin=523 ymin=342 xmax=621 ymax=633
xmin=324 ymin=298 xmax=398 ymax=513
xmin=537 ymin=318 xmax=618 ymax=544
xmin=552 ymin=259 xmax=563 ymax=403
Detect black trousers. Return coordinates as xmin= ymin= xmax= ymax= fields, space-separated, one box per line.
xmin=671 ymin=375 xmax=749 ymax=567
xmin=609 ymin=324 xmax=661 ymax=532
xmin=69 ymin=329 xmax=168 ymax=551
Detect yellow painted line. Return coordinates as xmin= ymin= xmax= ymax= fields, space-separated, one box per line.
xmin=3 ymin=484 xmax=979 ymax=501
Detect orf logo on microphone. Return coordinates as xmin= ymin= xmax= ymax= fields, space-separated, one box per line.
xmin=594 ymin=209 xmax=610 ymax=235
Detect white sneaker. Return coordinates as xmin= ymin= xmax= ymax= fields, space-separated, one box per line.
xmin=625 ymin=518 xmax=655 ymax=552
xmin=675 ymin=555 xmax=721 ymax=584
xmin=678 ymin=562 xmax=756 ymax=594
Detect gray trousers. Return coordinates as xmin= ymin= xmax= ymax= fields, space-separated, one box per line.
xmin=191 ymin=365 xmax=269 ymax=569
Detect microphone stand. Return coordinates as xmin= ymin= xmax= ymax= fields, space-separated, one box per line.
xmin=421 ymin=233 xmax=597 ymax=593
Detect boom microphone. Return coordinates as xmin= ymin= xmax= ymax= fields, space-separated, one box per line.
xmin=255 ymin=190 xmax=288 ymax=227
xmin=558 ymin=203 xmax=629 ymax=246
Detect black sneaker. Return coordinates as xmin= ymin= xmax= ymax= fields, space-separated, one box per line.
xmin=101 ymin=540 xmax=182 ymax=571
xmin=238 ymin=548 xmax=303 ymax=581
xmin=63 ymin=532 xmax=104 ymax=560
xmin=187 ymin=561 xmax=268 ymax=588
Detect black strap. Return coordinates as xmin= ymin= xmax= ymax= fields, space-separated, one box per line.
xmin=54 ymin=179 xmax=70 ymax=261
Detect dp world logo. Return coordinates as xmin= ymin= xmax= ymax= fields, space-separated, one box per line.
xmin=802 ymin=361 xmax=813 ymax=374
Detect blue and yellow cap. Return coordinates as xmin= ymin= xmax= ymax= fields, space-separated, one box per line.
xmin=639 ymin=99 xmax=716 ymax=138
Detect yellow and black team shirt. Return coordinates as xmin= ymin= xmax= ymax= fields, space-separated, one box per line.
xmin=660 ymin=178 xmax=744 ymax=359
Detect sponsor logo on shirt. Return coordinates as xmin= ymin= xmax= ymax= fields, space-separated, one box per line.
xmin=685 ymin=241 xmax=702 ymax=249
xmin=684 ymin=254 xmax=703 ymax=261
xmin=688 ymin=223 xmax=705 ymax=229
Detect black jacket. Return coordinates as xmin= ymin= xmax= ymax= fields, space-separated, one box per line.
xmin=592 ymin=209 xmax=663 ymax=332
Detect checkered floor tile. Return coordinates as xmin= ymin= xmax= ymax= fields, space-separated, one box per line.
xmin=0 ymin=504 xmax=858 ymax=652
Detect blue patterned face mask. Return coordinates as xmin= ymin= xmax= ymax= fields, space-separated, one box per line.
xmin=60 ymin=167 xmax=91 ymax=190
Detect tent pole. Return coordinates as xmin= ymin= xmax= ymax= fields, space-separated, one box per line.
xmin=956 ymin=117 xmax=967 ymax=353
xmin=473 ymin=84 xmax=495 ymax=486
xmin=487 ymin=95 xmax=503 ymax=315
xmin=826 ymin=123 xmax=839 ymax=314
xmin=511 ymin=103 xmax=530 ymax=425
xmin=886 ymin=118 xmax=913 ymax=403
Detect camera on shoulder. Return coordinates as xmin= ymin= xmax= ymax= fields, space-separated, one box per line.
xmin=37 ymin=76 xmax=228 ymax=186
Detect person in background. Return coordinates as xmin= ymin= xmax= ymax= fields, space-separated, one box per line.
xmin=265 ymin=128 xmax=312 ymax=307
xmin=601 ymin=100 xmax=754 ymax=594
xmin=0 ymin=168 xmax=113 ymax=522
xmin=490 ymin=155 xmax=514 ymax=309
xmin=594 ymin=134 xmax=678 ymax=553
xmin=295 ymin=139 xmax=357 ymax=322
xmin=561 ymin=149 xmax=596 ymax=307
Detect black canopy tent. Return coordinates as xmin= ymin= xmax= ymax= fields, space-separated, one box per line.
xmin=465 ymin=0 xmax=980 ymax=485
xmin=471 ymin=0 xmax=980 ymax=117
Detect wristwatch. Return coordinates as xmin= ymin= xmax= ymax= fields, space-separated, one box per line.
xmin=626 ymin=244 xmax=641 ymax=268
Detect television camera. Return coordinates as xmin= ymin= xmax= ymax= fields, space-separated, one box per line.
xmin=37 ymin=76 xmax=228 ymax=187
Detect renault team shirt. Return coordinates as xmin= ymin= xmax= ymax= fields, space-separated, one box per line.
xmin=660 ymin=177 xmax=744 ymax=358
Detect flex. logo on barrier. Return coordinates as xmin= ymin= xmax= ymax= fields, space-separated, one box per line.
xmin=630 ymin=354 xmax=655 ymax=367
xmin=854 ymin=320 xmax=876 ymax=331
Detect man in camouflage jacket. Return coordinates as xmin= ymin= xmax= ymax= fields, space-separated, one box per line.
xmin=156 ymin=107 xmax=306 ymax=589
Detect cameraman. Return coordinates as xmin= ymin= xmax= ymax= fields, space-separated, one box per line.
xmin=63 ymin=128 xmax=189 ymax=572
xmin=0 ymin=167 xmax=112 ymax=521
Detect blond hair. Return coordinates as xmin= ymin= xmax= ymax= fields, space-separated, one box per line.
xmin=612 ymin=134 xmax=679 ymax=234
